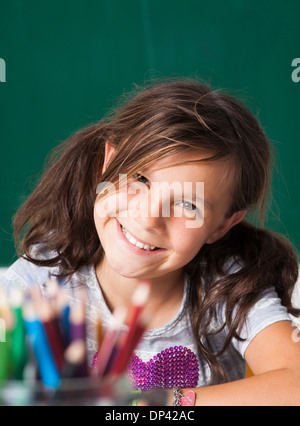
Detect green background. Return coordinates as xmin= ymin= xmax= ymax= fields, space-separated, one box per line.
xmin=0 ymin=0 xmax=299 ymax=266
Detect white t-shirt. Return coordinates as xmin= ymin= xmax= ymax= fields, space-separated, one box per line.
xmin=0 ymin=252 xmax=292 ymax=391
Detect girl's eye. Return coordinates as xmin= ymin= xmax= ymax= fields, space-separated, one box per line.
xmin=133 ymin=173 xmax=150 ymax=186
xmin=178 ymin=201 xmax=197 ymax=211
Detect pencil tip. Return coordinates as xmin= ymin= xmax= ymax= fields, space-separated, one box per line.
xmin=132 ymin=280 xmax=151 ymax=306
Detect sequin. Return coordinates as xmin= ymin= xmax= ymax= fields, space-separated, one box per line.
xmin=128 ymin=346 xmax=199 ymax=391
xmin=92 ymin=345 xmax=199 ymax=391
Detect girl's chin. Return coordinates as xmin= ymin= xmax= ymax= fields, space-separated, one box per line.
xmin=101 ymin=249 xmax=154 ymax=277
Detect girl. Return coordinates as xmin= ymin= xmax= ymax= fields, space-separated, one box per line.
xmin=1 ymin=78 xmax=300 ymax=405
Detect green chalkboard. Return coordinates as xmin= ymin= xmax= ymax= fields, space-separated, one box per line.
xmin=0 ymin=0 xmax=299 ymax=266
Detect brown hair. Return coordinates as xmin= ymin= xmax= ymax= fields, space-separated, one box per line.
xmin=14 ymin=78 xmax=299 ymax=381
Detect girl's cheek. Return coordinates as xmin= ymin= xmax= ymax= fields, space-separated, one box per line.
xmin=94 ymin=192 xmax=130 ymax=219
xmin=171 ymin=231 xmax=206 ymax=257
xmin=95 ymin=196 xmax=116 ymax=219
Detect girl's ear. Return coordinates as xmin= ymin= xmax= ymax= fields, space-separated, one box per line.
xmin=102 ymin=139 xmax=116 ymax=173
xmin=206 ymin=210 xmax=247 ymax=244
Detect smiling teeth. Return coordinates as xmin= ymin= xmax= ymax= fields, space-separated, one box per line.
xmin=122 ymin=227 xmax=157 ymax=251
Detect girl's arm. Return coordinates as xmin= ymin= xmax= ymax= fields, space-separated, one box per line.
xmin=168 ymin=321 xmax=300 ymax=406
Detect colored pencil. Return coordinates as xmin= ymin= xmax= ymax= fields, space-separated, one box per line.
xmin=62 ymin=339 xmax=87 ymax=379
xmin=111 ymin=304 xmax=151 ymax=377
xmin=94 ymin=305 xmax=127 ymax=378
xmin=109 ymin=280 xmax=151 ymax=376
xmin=0 ymin=276 xmax=152 ymax=405
xmin=22 ymin=299 xmax=61 ymax=390
xmin=96 ymin=313 xmax=103 ymax=349
xmin=0 ymin=292 xmax=13 ymax=382
xmin=69 ymin=295 xmax=86 ymax=343
xmin=39 ymin=299 xmax=65 ymax=373
xmin=9 ymin=289 xmax=27 ymax=380
xmin=125 ymin=280 xmax=151 ymax=328
xmin=55 ymin=289 xmax=71 ymax=346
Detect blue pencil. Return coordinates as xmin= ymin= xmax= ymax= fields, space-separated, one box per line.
xmin=23 ymin=300 xmax=61 ymax=390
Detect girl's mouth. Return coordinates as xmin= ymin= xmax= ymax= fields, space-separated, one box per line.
xmin=116 ymin=219 xmax=163 ymax=253
xmin=121 ymin=225 xmax=159 ymax=251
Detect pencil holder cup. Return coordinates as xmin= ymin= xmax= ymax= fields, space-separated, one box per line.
xmin=0 ymin=376 xmax=138 ymax=406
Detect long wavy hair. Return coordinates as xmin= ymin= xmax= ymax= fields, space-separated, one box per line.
xmin=14 ymin=78 xmax=299 ymax=381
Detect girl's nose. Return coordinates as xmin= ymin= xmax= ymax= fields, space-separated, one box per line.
xmin=129 ymin=191 xmax=168 ymax=232
xmin=136 ymin=209 xmax=166 ymax=233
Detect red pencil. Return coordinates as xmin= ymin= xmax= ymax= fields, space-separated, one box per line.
xmin=94 ymin=305 xmax=127 ymax=378
xmin=110 ymin=280 xmax=151 ymax=376
xmin=38 ymin=297 xmax=65 ymax=373
xmin=112 ymin=309 xmax=151 ymax=377
xmin=126 ymin=280 xmax=151 ymax=324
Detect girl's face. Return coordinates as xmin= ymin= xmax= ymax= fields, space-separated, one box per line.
xmin=94 ymin=145 xmax=246 ymax=281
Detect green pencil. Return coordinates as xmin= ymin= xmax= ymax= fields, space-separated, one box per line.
xmin=0 ymin=338 xmax=8 ymax=383
xmin=0 ymin=296 xmax=13 ymax=383
xmin=10 ymin=290 xmax=27 ymax=380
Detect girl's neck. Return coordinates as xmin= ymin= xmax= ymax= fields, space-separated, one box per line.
xmin=95 ymin=258 xmax=185 ymax=329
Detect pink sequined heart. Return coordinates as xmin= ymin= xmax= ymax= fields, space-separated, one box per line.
xmin=181 ymin=390 xmax=195 ymax=406
xmin=128 ymin=346 xmax=199 ymax=391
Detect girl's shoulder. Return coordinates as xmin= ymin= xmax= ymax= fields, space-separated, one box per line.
xmin=0 ymin=244 xmax=91 ymax=294
xmin=0 ymin=258 xmax=55 ymax=295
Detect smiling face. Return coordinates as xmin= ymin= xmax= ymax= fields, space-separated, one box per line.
xmin=94 ymin=144 xmax=246 ymax=282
